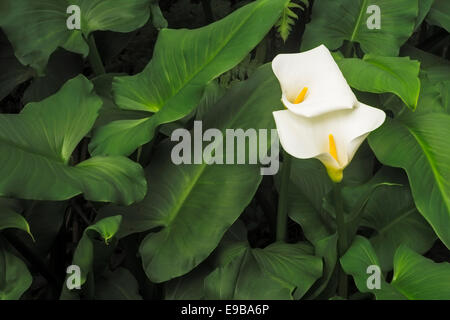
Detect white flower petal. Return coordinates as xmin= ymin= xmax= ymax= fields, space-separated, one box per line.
xmin=273 ymin=103 xmax=386 ymax=169
xmin=273 ymin=109 xmax=340 ymax=168
xmin=272 ymin=44 xmax=357 ymax=117
xmin=342 ymin=102 xmax=386 ymax=163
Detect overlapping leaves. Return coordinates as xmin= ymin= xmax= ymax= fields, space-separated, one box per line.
xmin=89 ymin=0 xmax=290 ymax=156
xmin=341 ymin=236 xmax=450 ymax=299
xmin=302 ymin=0 xmax=418 ymax=55
xmin=0 ymin=0 xmax=151 ymax=74
xmin=0 ymin=75 xmax=146 ymax=205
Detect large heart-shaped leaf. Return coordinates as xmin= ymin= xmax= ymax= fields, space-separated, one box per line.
xmin=337 ymin=55 xmax=421 ymax=110
xmin=97 ymin=65 xmax=282 ymax=282
xmin=302 ymin=0 xmax=418 ymax=56
xmin=205 ymin=241 xmax=322 ymax=300
xmin=369 ymin=113 xmax=450 ymax=249
xmin=0 ymin=0 xmax=151 ymax=74
xmin=0 ymin=75 xmax=146 ymax=205
xmin=361 ymin=182 xmax=436 ymax=271
xmin=341 ymin=236 xmax=450 ymax=299
xmin=89 ymin=0 xmax=290 ymax=156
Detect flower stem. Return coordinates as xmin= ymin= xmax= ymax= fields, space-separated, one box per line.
xmin=276 ymin=150 xmax=292 ymax=242
xmin=342 ymin=41 xmax=354 ymax=58
xmin=334 ymin=183 xmax=348 ymax=298
xmin=87 ymin=34 xmax=105 ymax=76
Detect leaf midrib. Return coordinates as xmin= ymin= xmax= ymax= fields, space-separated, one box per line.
xmin=404 ymin=122 xmax=450 ymax=215
xmin=164 ymin=75 xmax=274 ymax=227
xmin=350 ymin=0 xmax=369 ymax=42
xmin=142 ymin=0 xmax=274 ymax=112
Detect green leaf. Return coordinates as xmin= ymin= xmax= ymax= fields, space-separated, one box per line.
xmin=61 ymin=215 xmax=122 ymax=299
xmin=0 ymin=202 xmax=33 ymax=241
xmin=22 ymin=49 xmax=83 ymax=104
xmin=276 ymin=1 xmax=305 ymax=42
xmin=164 ymin=264 xmax=212 ymax=300
xmin=0 ymin=75 xmax=146 ymax=205
xmin=340 ymin=236 xmax=406 ymax=299
xmin=0 ymin=31 xmax=33 ymax=102
xmin=95 ymin=267 xmax=142 ymax=300
xmin=361 ymin=183 xmax=436 ymax=271
xmin=150 ymin=0 xmax=168 ymax=30
xmin=205 ymin=240 xmax=322 ymax=300
xmin=0 ymin=239 xmax=33 ymax=300
xmin=337 ymin=55 xmax=421 ymax=110
xmin=369 ymin=113 xmax=450 ymax=249
xmin=287 ymin=158 xmax=337 ymax=299
xmin=253 ymin=242 xmax=323 ymax=299
xmin=427 ymin=0 xmax=450 ymax=32
xmin=97 ymin=65 xmax=282 ymax=282
xmin=342 ymin=236 xmax=450 ymax=299
xmin=415 ymin=0 xmax=434 ymax=29
xmin=89 ymin=0 xmax=290 ymax=156
xmin=302 ymin=0 xmax=418 ymax=56
xmin=0 ymin=0 xmax=151 ymax=74
xmin=391 ymin=245 xmax=450 ymax=299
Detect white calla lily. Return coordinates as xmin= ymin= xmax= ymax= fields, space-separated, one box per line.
xmin=272 ymin=44 xmax=358 ymax=117
xmin=273 ymin=103 xmax=386 ymax=182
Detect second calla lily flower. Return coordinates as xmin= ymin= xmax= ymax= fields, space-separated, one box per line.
xmin=273 ymin=104 xmax=386 ymax=183
xmin=272 ymin=44 xmax=357 ymax=117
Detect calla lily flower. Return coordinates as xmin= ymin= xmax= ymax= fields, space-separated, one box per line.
xmin=272 ymin=44 xmax=358 ymax=117
xmin=273 ymin=103 xmax=386 ymax=183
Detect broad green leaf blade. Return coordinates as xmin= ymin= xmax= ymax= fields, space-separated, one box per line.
xmin=340 ymin=236 xmax=406 ymax=300
xmin=95 ymin=268 xmax=143 ymax=300
xmin=205 ymin=245 xmax=294 ymax=300
xmin=369 ymin=113 xmax=450 ymax=249
xmin=0 ymin=75 xmax=146 ymax=205
xmin=0 ymin=240 xmax=32 ymax=300
xmin=391 ymin=245 xmax=450 ymax=299
xmin=0 ymin=0 xmax=150 ymax=74
xmin=302 ymin=0 xmax=418 ymax=56
xmin=337 ymin=55 xmax=421 ymax=110
xmin=252 ymin=242 xmax=323 ymax=299
xmin=90 ymin=0 xmax=290 ymax=156
xmin=98 ymin=65 xmax=282 ymax=282
xmin=204 ymin=237 xmax=322 ymax=300
xmin=427 ymin=0 xmax=450 ymax=32
xmin=362 ymin=184 xmax=436 ymax=271
xmin=61 ymin=215 xmax=122 ymax=300
xmin=287 ymin=158 xmax=337 ymax=299
xmin=342 ymin=236 xmax=450 ymax=299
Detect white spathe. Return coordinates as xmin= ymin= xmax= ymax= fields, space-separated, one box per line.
xmin=272 ymin=44 xmax=357 ymax=117
xmin=273 ymin=103 xmax=386 ymax=182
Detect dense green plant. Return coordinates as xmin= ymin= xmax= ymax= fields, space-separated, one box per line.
xmin=0 ymin=0 xmax=448 ymax=300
